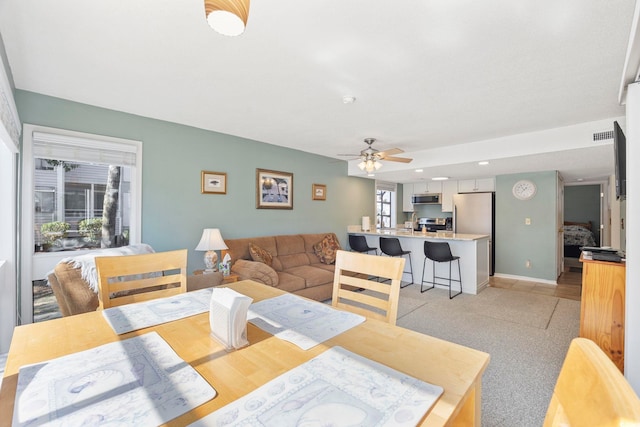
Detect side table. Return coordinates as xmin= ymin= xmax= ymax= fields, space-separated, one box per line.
xmin=222 ymin=273 xmax=239 ymax=284
xmin=192 ymin=270 xmax=239 ymax=284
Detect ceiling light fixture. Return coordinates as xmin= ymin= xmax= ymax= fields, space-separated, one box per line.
xmin=358 ymin=154 xmax=382 ymax=173
xmin=415 ymin=169 xmax=424 ymax=173
xmin=432 ymin=176 xmax=449 ymax=181
xmin=478 ymin=161 xmax=489 ymax=166
xmin=204 ymin=0 xmax=250 ymax=36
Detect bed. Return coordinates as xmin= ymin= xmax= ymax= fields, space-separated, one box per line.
xmin=563 ymin=221 xmax=597 ymax=258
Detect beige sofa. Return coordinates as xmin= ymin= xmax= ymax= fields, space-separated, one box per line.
xmin=48 ymin=246 xmax=224 ymax=316
xmin=226 ymin=233 xmax=341 ymax=301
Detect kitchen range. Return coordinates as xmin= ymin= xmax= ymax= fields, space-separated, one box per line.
xmin=415 ymin=217 xmax=451 ymax=232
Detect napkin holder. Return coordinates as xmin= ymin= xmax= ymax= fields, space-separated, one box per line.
xmin=209 ymin=288 xmax=253 ymax=351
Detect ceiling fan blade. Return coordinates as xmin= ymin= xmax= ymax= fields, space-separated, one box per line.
xmin=383 ymin=156 xmax=413 ymax=163
xmin=377 ymin=148 xmax=403 ymax=158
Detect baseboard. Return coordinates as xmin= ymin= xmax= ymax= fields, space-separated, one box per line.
xmin=493 ymin=273 xmax=557 ymax=286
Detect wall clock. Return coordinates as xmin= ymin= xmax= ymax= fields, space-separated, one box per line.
xmin=512 ymin=180 xmax=537 ymax=200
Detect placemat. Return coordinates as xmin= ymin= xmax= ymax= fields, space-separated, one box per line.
xmin=247 ymin=293 xmax=365 ymax=350
xmin=102 ymin=288 xmax=213 ymax=334
xmin=13 ymin=331 xmax=216 ymax=426
xmin=190 ymin=346 xmax=443 ymax=427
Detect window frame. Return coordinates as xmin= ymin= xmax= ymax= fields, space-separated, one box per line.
xmin=20 ymin=124 xmax=142 ymax=324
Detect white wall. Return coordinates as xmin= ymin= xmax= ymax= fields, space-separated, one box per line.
xmin=624 ymin=82 xmax=639 ymax=390
xmin=0 ymin=138 xmax=17 ymax=353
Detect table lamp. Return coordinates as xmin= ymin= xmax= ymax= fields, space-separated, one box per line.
xmin=195 ymin=228 xmax=228 ymax=272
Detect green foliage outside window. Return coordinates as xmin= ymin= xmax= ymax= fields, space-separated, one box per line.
xmin=40 ymin=221 xmax=70 ymax=244
xmin=78 ymin=218 xmax=103 ymax=243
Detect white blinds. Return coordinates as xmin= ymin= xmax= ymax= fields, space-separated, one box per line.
xmin=32 ymin=131 xmax=137 ymax=166
xmin=375 ymin=180 xmax=397 ymax=192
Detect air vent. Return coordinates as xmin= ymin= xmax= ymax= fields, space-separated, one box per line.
xmin=593 ymin=130 xmax=614 ymax=142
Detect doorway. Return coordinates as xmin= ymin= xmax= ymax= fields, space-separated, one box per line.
xmin=563 ymin=182 xmax=608 ymax=271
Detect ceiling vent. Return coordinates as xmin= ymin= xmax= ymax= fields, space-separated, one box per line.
xmin=592 ymin=129 xmax=614 ymax=142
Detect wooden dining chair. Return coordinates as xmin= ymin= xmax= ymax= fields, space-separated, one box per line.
xmin=95 ymin=249 xmax=188 ymax=309
xmin=331 ymin=249 xmax=405 ymax=325
xmin=543 ymin=337 xmax=640 ymax=427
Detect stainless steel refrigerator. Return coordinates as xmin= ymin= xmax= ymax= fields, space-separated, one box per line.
xmin=453 ymin=192 xmax=495 ymax=275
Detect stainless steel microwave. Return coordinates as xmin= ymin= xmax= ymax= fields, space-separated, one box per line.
xmin=411 ymin=193 xmax=441 ymax=204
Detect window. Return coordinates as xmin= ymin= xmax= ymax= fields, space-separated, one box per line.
xmin=31 ymin=131 xmax=139 ymax=252
xmin=375 ymin=181 xmax=397 ymax=229
xmin=376 ymin=190 xmax=392 ymax=228
xmin=21 ymin=125 xmax=142 ymax=324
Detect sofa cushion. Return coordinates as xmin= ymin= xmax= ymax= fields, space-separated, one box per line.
xmin=276 ymin=271 xmax=306 ymax=293
xmin=249 ymin=243 xmax=273 ymax=266
xmin=313 ymin=234 xmax=342 ymax=264
xmin=278 ymin=252 xmax=313 ymax=270
xmin=286 ymin=265 xmax=335 ymax=287
xmin=232 ymin=259 xmax=279 ymax=286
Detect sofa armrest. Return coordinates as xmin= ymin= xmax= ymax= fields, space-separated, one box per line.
xmin=232 ymin=259 xmax=279 ymax=287
xmin=187 ymin=272 xmax=224 ymax=292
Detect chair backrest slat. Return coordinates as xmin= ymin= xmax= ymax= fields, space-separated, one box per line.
xmin=95 ymin=249 xmax=188 ymax=309
xmin=331 ymin=250 xmax=405 ymax=325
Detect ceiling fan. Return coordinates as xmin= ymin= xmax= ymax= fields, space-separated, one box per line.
xmin=338 ymin=138 xmax=413 ymax=172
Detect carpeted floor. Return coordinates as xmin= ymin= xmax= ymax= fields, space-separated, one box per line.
xmin=395 ymin=284 xmax=580 ymax=427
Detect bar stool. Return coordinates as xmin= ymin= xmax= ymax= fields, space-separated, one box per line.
xmin=421 ymin=241 xmax=462 ymax=299
xmin=379 ymin=237 xmax=414 ymax=287
xmin=348 ymin=235 xmax=377 ymax=255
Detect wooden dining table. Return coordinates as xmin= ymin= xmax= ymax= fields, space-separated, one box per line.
xmin=0 ymin=280 xmax=490 ymax=426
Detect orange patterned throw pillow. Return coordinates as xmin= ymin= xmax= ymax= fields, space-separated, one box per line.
xmin=313 ymin=234 xmax=341 ymax=264
xmin=249 ymin=243 xmax=273 ymax=267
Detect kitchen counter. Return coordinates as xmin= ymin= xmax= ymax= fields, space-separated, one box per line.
xmin=349 ymin=229 xmax=490 ymax=295
xmin=362 ymin=228 xmax=488 ymax=241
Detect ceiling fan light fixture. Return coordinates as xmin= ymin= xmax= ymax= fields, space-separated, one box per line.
xmin=204 ymin=0 xmax=250 ymax=36
xmin=374 ymin=160 xmax=382 ymax=170
xmin=358 ymin=161 xmax=366 ymax=171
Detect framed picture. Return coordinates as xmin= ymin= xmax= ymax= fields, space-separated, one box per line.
xmin=312 ymin=183 xmax=326 ymax=201
xmin=201 ymin=171 xmax=227 ymax=194
xmin=256 ymin=168 xmax=293 ymax=209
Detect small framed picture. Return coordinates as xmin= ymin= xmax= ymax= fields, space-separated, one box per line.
xmin=256 ymin=168 xmax=293 ymax=209
xmin=312 ymin=183 xmax=326 ymax=201
xmin=201 ymin=171 xmax=227 ymax=194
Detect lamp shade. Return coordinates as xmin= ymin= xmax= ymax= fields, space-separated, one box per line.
xmin=204 ymin=0 xmax=250 ymax=36
xmin=195 ymin=228 xmax=228 ymax=251
xmin=195 ymin=228 xmax=228 ymax=271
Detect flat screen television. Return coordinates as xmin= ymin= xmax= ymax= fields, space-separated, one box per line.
xmin=613 ymin=121 xmax=626 ymax=200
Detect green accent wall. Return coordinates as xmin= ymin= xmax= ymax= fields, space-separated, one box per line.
xmin=564 ymin=185 xmax=601 ymax=245
xmin=16 ymin=90 xmax=375 ymax=272
xmin=495 ymin=171 xmax=559 ymax=281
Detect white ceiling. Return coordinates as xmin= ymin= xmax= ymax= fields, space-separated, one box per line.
xmin=0 ymin=0 xmax=635 ymax=183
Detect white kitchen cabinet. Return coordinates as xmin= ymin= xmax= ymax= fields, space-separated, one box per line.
xmin=458 ymin=178 xmax=495 ymax=193
xmin=441 ymin=180 xmax=458 ymax=212
xmin=402 ymin=183 xmax=414 ymax=212
xmin=413 ymin=181 xmax=442 ymax=194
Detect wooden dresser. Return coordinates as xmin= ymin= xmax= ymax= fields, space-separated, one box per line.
xmin=579 ymin=255 xmax=626 ymax=372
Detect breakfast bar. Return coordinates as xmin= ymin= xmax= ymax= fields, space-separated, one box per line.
xmin=350 ymin=229 xmax=490 ymax=294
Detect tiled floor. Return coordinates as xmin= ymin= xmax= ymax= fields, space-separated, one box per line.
xmin=490 ymin=265 xmax=582 ymax=301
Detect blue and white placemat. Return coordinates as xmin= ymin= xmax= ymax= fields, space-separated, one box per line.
xmin=190 ymin=346 xmax=443 ymax=427
xmin=13 ymin=332 xmax=216 ymax=426
xmin=247 ymin=293 xmax=365 ymax=350
xmin=102 ymin=288 xmax=213 ymax=334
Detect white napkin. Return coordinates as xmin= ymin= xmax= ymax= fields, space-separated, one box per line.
xmin=209 ymin=288 xmax=253 ymax=351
